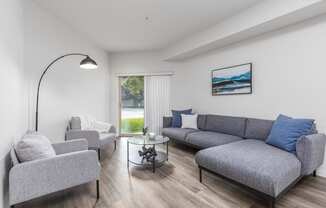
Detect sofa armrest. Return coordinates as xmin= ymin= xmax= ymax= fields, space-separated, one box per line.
xmin=52 ymin=139 xmax=88 ymax=155
xmin=296 ymin=134 xmax=326 ymax=175
xmin=163 ymin=116 xmax=173 ymax=128
xmin=9 ymin=150 xmax=100 ymax=205
xmin=66 ymin=130 xmax=100 ymax=149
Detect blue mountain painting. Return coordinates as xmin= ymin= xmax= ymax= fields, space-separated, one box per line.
xmin=212 ymin=71 xmax=252 ymax=95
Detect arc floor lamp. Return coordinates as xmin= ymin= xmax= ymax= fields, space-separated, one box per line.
xmin=35 ymin=53 xmax=98 ymax=131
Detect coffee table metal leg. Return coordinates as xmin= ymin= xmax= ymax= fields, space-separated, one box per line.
xmin=166 ymin=141 xmax=169 ymax=161
xmin=127 ymin=141 xmax=129 ymax=169
xmin=153 ymin=144 xmax=156 ymax=173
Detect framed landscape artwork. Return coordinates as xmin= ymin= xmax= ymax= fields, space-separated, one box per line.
xmin=211 ymin=63 xmax=252 ymax=96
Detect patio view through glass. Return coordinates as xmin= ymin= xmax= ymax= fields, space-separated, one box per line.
xmin=120 ymin=76 xmax=144 ymax=134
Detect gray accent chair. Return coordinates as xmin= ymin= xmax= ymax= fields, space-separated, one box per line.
xmin=9 ymin=139 xmax=101 ymax=207
xmin=162 ymin=114 xmax=326 ymax=208
xmin=66 ymin=117 xmax=117 ymax=160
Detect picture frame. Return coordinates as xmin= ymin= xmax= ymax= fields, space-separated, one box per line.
xmin=211 ymin=63 xmax=252 ymax=96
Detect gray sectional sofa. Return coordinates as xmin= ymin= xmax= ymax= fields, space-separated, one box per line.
xmin=162 ymin=114 xmax=326 ymax=208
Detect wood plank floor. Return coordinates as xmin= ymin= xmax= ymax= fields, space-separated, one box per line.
xmin=18 ymin=138 xmax=326 ymax=208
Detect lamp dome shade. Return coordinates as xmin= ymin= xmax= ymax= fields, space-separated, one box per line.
xmin=80 ymin=56 xmax=98 ymax=69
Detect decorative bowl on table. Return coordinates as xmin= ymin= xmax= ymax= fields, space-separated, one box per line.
xmin=148 ymin=132 xmax=156 ymax=140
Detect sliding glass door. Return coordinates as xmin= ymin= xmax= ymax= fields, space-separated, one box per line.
xmin=119 ymin=76 xmax=144 ymax=135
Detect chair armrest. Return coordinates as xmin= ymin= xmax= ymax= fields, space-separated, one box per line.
xmin=163 ymin=116 xmax=173 ymax=128
xmin=66 ymin=130 xmax=100 ymax=149
xmin=52 ymin=139 xmax=88 ymax=155
xmin=296 ymin=133 xmax=326 ymax=175
xmin=9 ymin=150 xmax=100 ymax=205
xmin=109 ymin=125 xmax=117 ymax=134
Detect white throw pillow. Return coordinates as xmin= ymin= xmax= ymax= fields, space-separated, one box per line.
xmin=91 ymin=120 xmax=112 ymax=133
xmin=181 ymin=114 xmax=198 ymax=129
xmin=15 ymin=132 xmax=56 ymax=163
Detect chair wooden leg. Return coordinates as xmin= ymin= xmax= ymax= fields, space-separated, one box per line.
xmin=114 ymin=140 xmax=117 ymax=150
xmin=97 ymin=149 xmax=101 ymax=161
xmin=199 ymin=167 xmax=202 ymax=183
xmin=96 ymin=180 xmax=100 ymax=199
xmin=313 ymin=170 xmax=317 ymax=177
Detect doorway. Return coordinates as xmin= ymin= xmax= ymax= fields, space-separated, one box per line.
xmin=119 ymin=76 xmax=144 ymax=135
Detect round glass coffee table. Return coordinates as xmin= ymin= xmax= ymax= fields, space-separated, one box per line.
xmin=127 ymin=135 xmax=169 ymax=173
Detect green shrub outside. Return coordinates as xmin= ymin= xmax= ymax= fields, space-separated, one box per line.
xmin=121 ymin=118 xmax=144 ymax=134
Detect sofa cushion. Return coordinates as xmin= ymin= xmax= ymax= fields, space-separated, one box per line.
xmin=15 ymin=132 xmax=56 ymax=163
xmin=245 ymin=118 xmax=274 ymax=141
xmin=171 ymin=109 xmax=192 ymax=128
xmin=163 ymin=116 xmax=173 ymax=128
xmin=181 ymin=114 xmax=198 ymax=129
xmin=204 ymin=114 xmax=246 ymax=137
xmin=162 ymin=128 xmax=198 ymax=141
xmin=186 ymin=131 xmax=243 ymax=149
xmin=266 ymin=115 xmax=315 ymax=153
xmin=99 ymin=133 xmax=116 ymax=147
xmin=197 ymin=115 xmax=207 ymax=130
xmin=195 ymin=139 xmax=301 ymax=197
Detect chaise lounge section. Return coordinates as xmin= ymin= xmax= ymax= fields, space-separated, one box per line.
xmin=162 ymin=114 xmax=326 ymax=207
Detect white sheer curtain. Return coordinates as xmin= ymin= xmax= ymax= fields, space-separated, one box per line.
xmin=144 ymin=75 xmax=171 ymax=135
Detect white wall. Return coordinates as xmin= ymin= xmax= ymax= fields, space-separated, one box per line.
xmin=0 ymin=1 xmax=111 ymax=206
xmin=163 ymin=0 xmax=326 ymax=61
xmin=110 ymin=14 xmax=326 ymax=176
xmin=0 ymin=0 xmax=109 ymax=207
xmin=0 ymin=0 xmax=26 ymax=207
xmin=24 ymin=1 xmax=110 ymax=141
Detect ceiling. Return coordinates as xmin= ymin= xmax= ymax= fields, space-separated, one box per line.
xmin=33 ymin=0 xmax=261 ymax=52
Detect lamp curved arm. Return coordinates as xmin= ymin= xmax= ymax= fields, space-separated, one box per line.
xmin=35 ymin=53 xmax=88 ymax=131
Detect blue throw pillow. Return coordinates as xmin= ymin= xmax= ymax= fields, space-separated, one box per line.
xmin=266 ymin=114 xmax=315 ymax=153
xmin=171 ymin=109 xmax=192 ymax=128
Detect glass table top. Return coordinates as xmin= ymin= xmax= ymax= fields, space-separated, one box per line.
xmin=127 ymin=135 xmax=169 ymax=145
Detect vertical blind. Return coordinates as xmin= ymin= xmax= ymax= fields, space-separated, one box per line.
xmin=144 ymin=75 xmax=171 ymax=134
